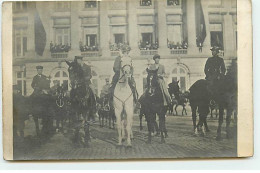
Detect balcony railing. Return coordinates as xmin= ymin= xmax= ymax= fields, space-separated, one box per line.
xmin=51 ymin=52 xmax=68 ymax=58
xmin=170 ymin=49 xmax=187 ymax=54
xmin=81 ymin=51 xmax=100 ymax=57
xmin=140 ymin=50 xmax=158 ymax=56
xmin=110 ymin=51 xmax=120 ymax=57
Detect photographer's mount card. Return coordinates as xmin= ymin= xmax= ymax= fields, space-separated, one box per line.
xmin=2 ymin=0 xmax=253 ymax=160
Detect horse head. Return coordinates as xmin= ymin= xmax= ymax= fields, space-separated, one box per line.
xmin=146 ymin=68 xmax=159 ymax=96
xmin=119 ymin=56 xmax=133 ymax=83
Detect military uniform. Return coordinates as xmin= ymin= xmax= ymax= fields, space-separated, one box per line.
xmin=204 ymin=47 xmax=226 ymax=98
xmin=31 ymin=74 xmax=50 ymax=96
xmin=100 ymin=83 xmax=111 ymax=98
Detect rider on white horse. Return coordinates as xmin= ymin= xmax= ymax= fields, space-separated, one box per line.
xmin=110 ymin=45 xmax=138 ymax=103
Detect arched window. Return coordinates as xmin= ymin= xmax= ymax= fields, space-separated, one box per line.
xmin=51 ymin=69 xmax=69 ymax=90
xmin=171 ymin=65 xmax=189 ymax=92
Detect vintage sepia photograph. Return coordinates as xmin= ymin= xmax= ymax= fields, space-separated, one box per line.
xmin=4 ymin=0 xmax=243 ymax=160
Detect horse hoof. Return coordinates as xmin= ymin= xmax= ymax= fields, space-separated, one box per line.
xmin=121 ymin=138 xmax=126 ymax=142
xmin=216 ymin=136 xmax=223 ymax=141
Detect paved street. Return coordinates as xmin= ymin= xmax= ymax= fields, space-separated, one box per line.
xmin=14 ymin=108 xmax=237 ymax=160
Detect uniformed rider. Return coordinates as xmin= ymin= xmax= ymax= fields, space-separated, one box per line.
xmin=31 ymin=65 xmax=51 ymax=96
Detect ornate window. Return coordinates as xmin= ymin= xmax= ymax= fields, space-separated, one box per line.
xmin=167 ymin=24 xmax=183 ymax=49
xmin=14 ymin=28 xmax=27 ymax=57
xmin=210 ymin=23 xmax=224 ymax=50
xmin=171 ymin=66 xmax=189 ymax=92
xmin=167 ymin=0 xmax=181 ymax=6
xmin=51 ymin=69 xmax=69 ymax=91
xmin=85 ymin=1 xmax=97 ymax=8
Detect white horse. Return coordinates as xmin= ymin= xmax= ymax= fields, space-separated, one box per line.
xmin=113 ymin=55 xmax=134 ymax=147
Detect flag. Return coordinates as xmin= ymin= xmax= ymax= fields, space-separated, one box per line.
xmin=34 ymin=9 xmax=46 ymax=56
xmin=196 ymin=0 xmax=206 ymax=45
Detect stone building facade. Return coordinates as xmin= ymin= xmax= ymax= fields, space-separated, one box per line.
xmin=12 ymin=0 xmax=237 ymax=96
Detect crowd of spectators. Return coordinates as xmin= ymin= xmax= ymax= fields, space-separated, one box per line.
xmin=140 ymin=0 xmax=152 ymax=6
xmin=50 ymin=42 xmax=71 ymax=53
xmin=109 ymin=42 xmax=130 ymax=51
xmin=167 ymin=0 xmax=180 ymax=6
xmin=138 ymin=41 xmax=158 ymax=50
xmin=79 ymin=41 xmax=99 ymax=52
xmin=167 ymin=41 xmax=188 ymax=50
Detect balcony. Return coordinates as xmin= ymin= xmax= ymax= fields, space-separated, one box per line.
xmin=110 ymin=51 xmax=120 ymax=57
xmin=170 ymin=49 xmax=187 ymax=54
xmin=140 ymin=50 xmax=158 ymax=56
xmin=51 ymin=52 xmax=68 ymax=59
xmin=109 ymin=42 xmax=130 ymax=57
xmin=50 ymin=43 xmax=70 ymax=58
xmin=168 ymin=41 xmax=188 ymax=54
xmin=80 ymin=43 xmax=100 ymax=57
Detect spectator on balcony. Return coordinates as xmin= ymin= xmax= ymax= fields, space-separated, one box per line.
xmin=182 ymin=41 xmax=188 ymax=49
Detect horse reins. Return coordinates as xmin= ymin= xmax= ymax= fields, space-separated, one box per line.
xmin=113 ymin=93 xmax=133 ymax=108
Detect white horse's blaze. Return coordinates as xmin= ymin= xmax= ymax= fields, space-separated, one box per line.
xmin=113 ymin=56 xmax=134 ymax=146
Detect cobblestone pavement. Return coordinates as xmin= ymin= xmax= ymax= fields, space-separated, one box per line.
xmin=14 ymin=110 xmax=237 ymax=160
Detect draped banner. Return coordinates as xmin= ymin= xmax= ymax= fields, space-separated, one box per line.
xmin=34 ymin=9 xmax=46 ymax=56
xmin=195 ymin=0 xmax=206 ymax=45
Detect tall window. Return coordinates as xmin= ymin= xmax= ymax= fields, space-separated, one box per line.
xmin=51 ymin=70 xmax=69 ymax=91
xmin=171 ymin=66 xmax=188 ymax=92
xmin=140 ymin=0 xmax=152 ymax=6
xmin=208 ymin=0 xmax=222 ymax=7
xmin=16 ymin=71 xmax=26 ymax=96
xmin=86 ymin=34 xmax=97 ymax=47
xmin=114 ymin=34 xmax=125 ymax=44
xmin=56 ymin=2 xmax=70 ymax=11
xmin=210 ymin=24 xmax=223 ymax=49
xmin=167 ymin=24 xmax=182 ymax=46
xmin=167 ymin=0 xmax=181 ymax=6
xmin=142 ymin=33 xmax=153 ymax=44
xmin=15 ymin=28 xmax=27 ymax=57
xmin=14 ymin=2 xmax=27 ymax=11
xmin=85 ymin=1 xmax=97 ymax=8
xmin=55 ymin=28 xmax=70 ymax=45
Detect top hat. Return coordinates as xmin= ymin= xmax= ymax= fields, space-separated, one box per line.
xmin=153 ymin=54 xmax=161 ymax=60
xmin=36 ymin=65 xmax=43 ymax=70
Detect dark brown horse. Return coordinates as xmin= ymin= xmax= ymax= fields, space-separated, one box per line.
xmin=139 ymin=68 xmax=168 ymax=144
xmin=189 ymin=60 xmax=237 ymax=140
xmin=66 ymin=60 xmax=96 ymax=147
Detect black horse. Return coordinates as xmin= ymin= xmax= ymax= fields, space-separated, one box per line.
xmin=139 ymin=68 xmax=168 ymax=144
xmin=97 ymin=95 xmax=115 ymax=128
xmin=189 ymin=61 xmax=237 ymax=140
xmin=66 ymin=60 xmax=96 ymax=147
xmin=168 ymin=81 xmax=188 ymax=116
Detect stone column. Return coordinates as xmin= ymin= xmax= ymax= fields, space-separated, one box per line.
xmin=186 ymin=0 xmax=197 ymax=54
xmin=157 ymin=0 xmax=168 ymax=56
xmin=69 ymin=2 xmax=81 ymax=58
xmin=99 ymin=1 xmax=110 ymax=57
xmin=128 ymin=0 xmax=139 ymax=57
xmin=223 ymin=0 xmax=235 ymax=58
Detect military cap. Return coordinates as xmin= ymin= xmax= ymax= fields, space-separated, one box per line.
xmin=36 ymin=65 xmax=43 ymax=69
xmin=74 ymin=56 xmax=83 ymax=60
xmin=153 ymin=54 xmax=161 ymax=60
xmin=210 ymin=46 xmax=221 ymax=52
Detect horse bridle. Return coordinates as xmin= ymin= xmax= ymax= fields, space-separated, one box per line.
xmin=118 ymin=64 xmax=132 ymax=82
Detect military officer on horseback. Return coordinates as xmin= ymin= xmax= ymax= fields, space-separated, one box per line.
xmin=204 ymin=46 xmax=226 ymax=98
xmin=101 ymin=78 xmax=111 ymax=98
xmin=110 ymin=45 xmax=138 ymax=103
xmin=31 ymin=65 xmax=51 ymax=96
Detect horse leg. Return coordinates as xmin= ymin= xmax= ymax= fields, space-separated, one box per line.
xmin=84 ymin=121 xmax=90 ymax=148
xmin=126 ymin=105 xmax=133 ymax=147
xmin=191 ymin=105 xmax=198 ymax=133
xmin=216 ymin=106 xmax=224 ymax=141
xmin=175 ymin=105 xmax=178 ymax=116
xmin=226 ymin=108 xmax=232 ymax=139
xmin=139 ymin=113 xmax=143 ymax=131
xmin=115 ymin=108 xmax=122 ymax=146
xmin=146 ymin=113 xmax=153 ymax=144
xmin=33 ymin=116 xmax=40 ymax=137
xmin=204 ymin=118 xmax=210 ymax=132
xmin=159 ymin=114 xmax=165 ymax=143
